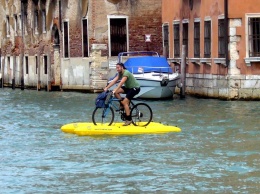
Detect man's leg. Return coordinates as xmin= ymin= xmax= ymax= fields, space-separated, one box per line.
xmin=122 ymin=97 xmax=132 ymax=126
xmin=114 ymin=88 xmax=124 ymax=100
xmin=114 ymin=88 xmax=124 ymax=109
xmin=121 ymin=98 xmax=130 ymax=116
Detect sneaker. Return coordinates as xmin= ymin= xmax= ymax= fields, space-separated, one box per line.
xmin=123 ymin=120 xmax=132 ymax=126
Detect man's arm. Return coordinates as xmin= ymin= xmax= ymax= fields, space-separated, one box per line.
xmin=104 ymin=75 xmax=119 ymax=91
xmin=113 ymin=76 xmax=127 ymax=93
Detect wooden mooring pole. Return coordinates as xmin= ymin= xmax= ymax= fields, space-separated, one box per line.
xmin=0 ymin=53 xmax=2 ymax=88
xmin=180 ymin=45 xmax=187 ymax=98
xmin=47 ymin=52 xmax=51 ymax=92
xmin=12 ymin=55 xmax=16 ymax=89
xmin=37 ymin=53 xmax=41 ymax=91
xmin=1 ymin=56 xmax=5 ymax=88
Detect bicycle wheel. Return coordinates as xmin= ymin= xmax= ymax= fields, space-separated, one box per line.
xmin=130 ymin=103 xmax=153 ymax=126
xmin=92 ymin=107 xmax=114 ymax=126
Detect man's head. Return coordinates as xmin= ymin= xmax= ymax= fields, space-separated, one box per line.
xmin=116 ymin=63 xmax=126 ymax=73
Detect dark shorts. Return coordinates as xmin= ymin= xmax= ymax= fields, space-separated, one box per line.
xmin=122 ymin=86 xmax=140 ymax=100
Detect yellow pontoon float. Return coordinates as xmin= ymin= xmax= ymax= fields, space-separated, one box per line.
xmin=61 ymin=122 xmax=181 ymax=136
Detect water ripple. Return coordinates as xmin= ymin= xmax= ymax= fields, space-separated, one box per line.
xmin=0 ymin=89 xmax=259 ymax=193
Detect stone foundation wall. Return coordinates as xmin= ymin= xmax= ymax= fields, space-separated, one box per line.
xmin=186 ymin=73 xmax=260 ymax=100
xmin=183 ymin=18 xmax=260 ymax=100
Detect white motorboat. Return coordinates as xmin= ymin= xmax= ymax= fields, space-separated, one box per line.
xmin=109 ymin=51 xmax=180 ymax=99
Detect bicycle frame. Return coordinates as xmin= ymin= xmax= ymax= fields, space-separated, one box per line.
xmin=92 ymin=91 xmax=153 ymax=126
xmin=104 ymin=97 xmax=134 ymax=115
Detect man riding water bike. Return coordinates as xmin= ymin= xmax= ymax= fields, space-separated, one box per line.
xmin=104 ymin=63 xmax=140 ymax=126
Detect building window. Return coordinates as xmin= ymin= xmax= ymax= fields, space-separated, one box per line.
xmin=163 ymin=24 xmax=169 ymax=58
xmin=34 ymin=10 xmax=39 ymax=34
xmin=249 ymin=17 xmax=260 ymax=57
xmin=183 ymin=23 xmax=189 ymax=56
xmin=42 ymin=10 xmax=46 ymax=33
xmin=82 ymin=18 xmax=89 ymax=57
xmin=109 ymin=18 xmax=127 ymax=56
xmin=35 ymin=56 xmax=38 ymax=74
xmin=6 ymin=16 xmax=10 ymax=36
xmin=14 ymin=14 xmax=18 ymax=35
xmin=24 ymin=13 xmax=28 ymax=35
xmin=7 ymin=57 xmax=10 ymax=73
xmin=204 ymin=20 xmax=211 ymax=58
xmin=63 ymin=21 xmax=69 ymax=58
xmin=19 ymin=14 xmax=22 ymax=31
xmin=174 ymin=23 xmax=180 ymax=58
xmin=25 ymin=56 xmax=29 ymax=74
xmin=44 ymin=56 xmax=48 ymax=74
xmin=218 ymin=19 xmax=225 ymax=58
xmin=194 ymin=22 xmax=200 ymax=58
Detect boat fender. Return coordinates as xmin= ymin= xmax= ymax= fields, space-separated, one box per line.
xmin=161 ymin=78 xmax=169 ymax=86
xmin=177 ymin=82 xmax=183 ymax=88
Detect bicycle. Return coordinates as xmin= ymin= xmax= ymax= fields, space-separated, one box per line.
xmin=92 ymin=91 xmax=153 ymax=126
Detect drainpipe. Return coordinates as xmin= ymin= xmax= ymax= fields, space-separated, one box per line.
xmin=224 ymin=0 xmax=229 ymax=67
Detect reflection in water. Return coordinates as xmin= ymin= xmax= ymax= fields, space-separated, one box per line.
xmin=0 ymin=89 xmax=259 ymax=193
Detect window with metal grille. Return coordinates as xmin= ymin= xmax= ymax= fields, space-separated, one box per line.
xmin=110 ymin=18 xmax=127 ymax=56
xmin=82 ymin=19 xmax=89 ymax=57
xmin=183 ymin=23 xmax=189 ymax=56
xmin=218 ymin=19 xmax=225 ymax=58
xmin=163 ymin=24 xmax=169 ymax=58
xmin=204 ymin=20 xmax=211 ymax=58
xmin=194 ymin=22 xmax=200 ymax=58
xmin=25 ymin=56 xmax=29 ymax=74
xmin=174 ymin=23 xmax=180 ymax=58
xmin=63 ymin=21 xmax=69 ymax=58
xmin=249 ymin=17 xmax=260 ymax=57
xmin=35 ymin=56 xmax=38 ymax=74
xmin=44 ymin=56 xmax=47 ymax=74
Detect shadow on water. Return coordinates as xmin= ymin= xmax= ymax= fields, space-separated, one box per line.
xmin=0 ymin=89 xmax=259 ymax=193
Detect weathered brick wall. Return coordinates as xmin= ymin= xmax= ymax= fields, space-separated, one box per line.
xmin=128 ymin=0 xmax=163 ymax=54
xmin=129 ymin=15 xmax=162 ymax=54
xmin=90 ymin=0 xmax=163 ymax=53
xmin=0 ymin=0 xmax=164 ymax=91
xmin=63 ymin=1 xmax=83 ymax=58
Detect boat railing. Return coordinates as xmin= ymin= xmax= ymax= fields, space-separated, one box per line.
xmin=118 ymin=51 xmax=160 ymax=63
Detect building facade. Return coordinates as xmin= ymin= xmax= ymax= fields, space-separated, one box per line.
xmin=0 ymin=0 xmax=163 ymax=91
xmin=162 ymin=0 xmax=260 ymax=100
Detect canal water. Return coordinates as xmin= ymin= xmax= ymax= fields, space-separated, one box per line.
xmin=0 ymin=89 xmax=259 ymax=193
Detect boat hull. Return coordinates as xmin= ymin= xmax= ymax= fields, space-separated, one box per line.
xmin=110 ymin=75 xmax=179 ymax=99
xmin=135 ymin=86 xmax=176 ymax=99
xmin=134 ymin=76 xmax=179 ymax=98
xmin=61 ymin=122 xmax=181 ymax=136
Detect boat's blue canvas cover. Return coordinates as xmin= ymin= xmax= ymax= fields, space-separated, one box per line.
xmin=124 ymin=56 xmax=173 ymax=74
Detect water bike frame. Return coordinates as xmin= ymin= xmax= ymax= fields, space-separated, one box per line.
xmin=92 ymin=92 xmax=153 ymax=126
